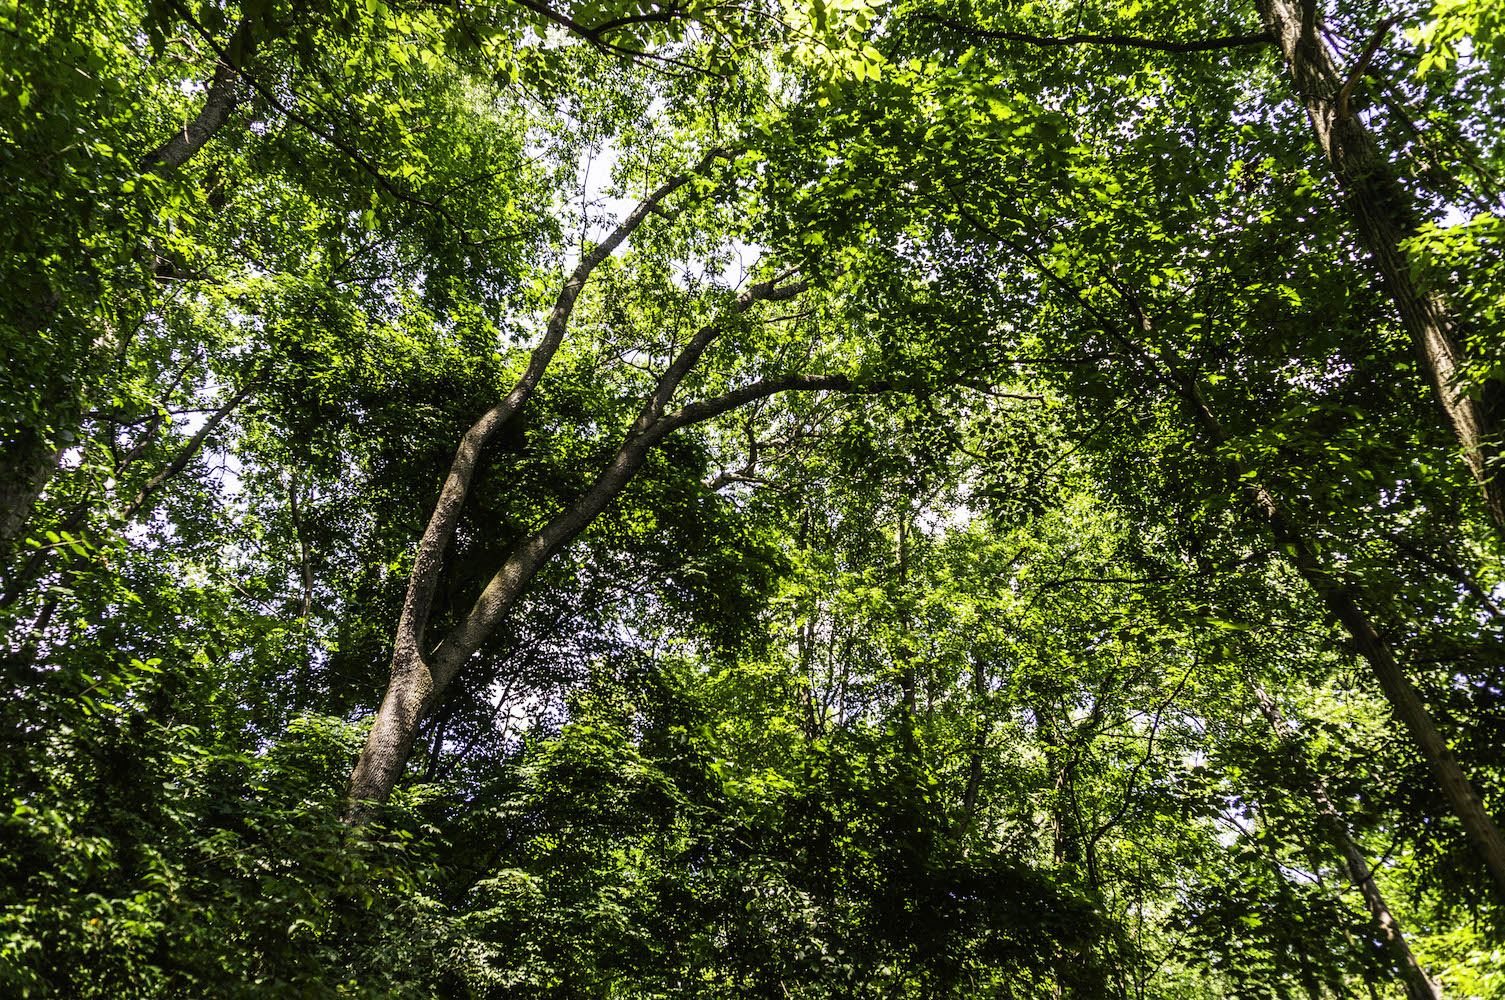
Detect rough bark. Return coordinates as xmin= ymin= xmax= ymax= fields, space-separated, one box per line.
xmin=342 ymin=156 xmax=720 ymax=820
xmin=141 ymin=19 xmax=255 ymax=170
xmin=1255 ymin=0 xmax=1504 ymax=529
xmin=0 ymin=443 xmax=64 ymax=559
xmin=346 ymin=276 xmax=886 ymax=815
xmin=1249 ymin=678 xmax=1443 ymax=1000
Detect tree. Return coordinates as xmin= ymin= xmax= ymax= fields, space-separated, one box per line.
xmin=5 ymin=0 xmax=1505 ymax=994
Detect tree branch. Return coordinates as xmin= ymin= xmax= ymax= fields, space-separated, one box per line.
xmin=504 ymin=0 xmax=714 ymax=74
xmin=119 ymin=378 xmax=258 ymax=523
xmin=163 ymin=0 xmax=534 ymax=244
xmin=1335 ymin=17 xmax=1398 ymax=119
xmin=659 ymin=373 xmax=888 ymax=431
xmin=918 ymin=15 xmax=1273 ymax=54
xmin=289 ymin=475 xmax=314 ymax=621
xmin=392 ymin=150 xmax=723 ymax=669
xmin=641 ymin=275 xmax=808 ymax=423
xmin=425 ymin=274 xmax=818 ymax=691
xmin=141 ymin=18 xmax=256 ymax=170
xmin=1389 ymin=534 xmax=1505 ymax=621
xmin=702 ymin=469 xmax=768 ymax=490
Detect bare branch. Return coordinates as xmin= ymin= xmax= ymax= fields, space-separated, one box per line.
xmin=954 ymin=380 xmax=1047 ymax=402
xmin=1336 ymin=17 xmax=1398 ymax=119
xmin=919 ymin=15 xmax=1273 ymax=54
xmin=119 ymin=378 xmax=258 ymax=523
xmin=504 ymin=0 xmax=716 ymax=74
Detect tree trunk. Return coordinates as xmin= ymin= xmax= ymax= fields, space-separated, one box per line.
xmin=349 ymin=366 xmax=875 ymax=811
xmin=1158 ymin=341 xmax=1505 ymax=899
xmin=0 ymin=439 xmax=63 ymax=559
xmin=1 ymin=21 xmax=257 ymax=559
xmin=345 ymin=278 xmax=858 ymax=816
xmin=1092 ymin=265 xmax=1505 ymax=897
xmin=1255 ymin=0 xmax=1504 ymax=529
xmin=0 ymin=284 xmax=74 ymax=566
xmin=141 ymin=18 xmax=256 ymax=170
xmin=959 ymin=654 xmax=986 ymax=840
xmin=342 ymin=160 xmax=721 ymax=816
xmin=1249 ymin=678 xmax=1444 ymax=1000
xmin=895 ymin=518 xmax=917 ymax=721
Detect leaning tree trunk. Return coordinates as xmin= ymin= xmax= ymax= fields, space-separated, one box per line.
xmin=342 ymin=157 xmax=725 ymax=816
xmin=0 ymin=434 xmax=63 ymax=558
xmin=344 ymin=273 xmax=873 ymax=817
xmin=1 ymin=19 xmax=257 ymax=560
xmin=1249 ymin=678 xmax=1444 ymax=1000
xmin=1255 ymin=0 xmax=1504 ymax=529
xmin=345 ymin=356 xmax=869 ymax=817
xmin=974 ymin=186 xmax=1505 ymax=896
xmin=1085 ymin=264 xmax=1505 ymax=898
xmin=1152 ymin=333 xmax=1505 ymax=900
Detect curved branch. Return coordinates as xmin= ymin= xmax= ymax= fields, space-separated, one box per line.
xmin=430 ymin=276 xmax=814 ymax=686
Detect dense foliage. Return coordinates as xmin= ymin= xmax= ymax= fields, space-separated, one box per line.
xmin=3 ymin=0 xmax=1504 ymax=996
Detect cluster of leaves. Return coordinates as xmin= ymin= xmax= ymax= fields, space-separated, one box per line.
xmin=5 ymin=0 xmax=1505 ymax=995
xmin=0 ymin=641 xmax=455 ymax=998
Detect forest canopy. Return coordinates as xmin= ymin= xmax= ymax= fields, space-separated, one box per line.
xmin=2 ymin=0 xmax=1504 ymax=996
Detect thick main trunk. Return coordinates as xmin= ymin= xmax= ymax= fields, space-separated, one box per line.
xmin=1250 ymin=680 xmax=1443 ymax=1000
xmin=0 ymin=440 xmax=63 ymax=559
xmin=344 ymin=160 xmax=728 ymax=817
xmin=346 ymin=278 xmax=822 ymax=815
xmin=1255 ymin=0 xmax=1504 ymax=528
xmin=0 ymin=286 xmax=73 ymax=564
xmin=344 ymin=432 xmax=669 ymax=813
